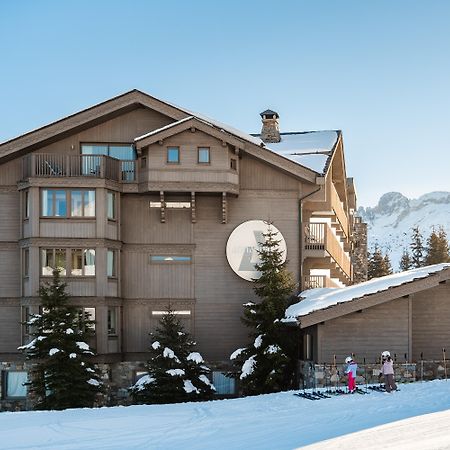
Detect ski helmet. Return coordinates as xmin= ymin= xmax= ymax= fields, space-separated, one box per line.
xmin=345 ymin=356 xmax=353 ymax=363
xmin=381 ymin=351 xmax=390 ymax=358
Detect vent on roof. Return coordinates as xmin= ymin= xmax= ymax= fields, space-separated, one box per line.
xmin=260 ymin=109 xmax=280 ymax=143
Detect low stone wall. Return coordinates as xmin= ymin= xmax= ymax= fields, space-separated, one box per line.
xmin=298 ymin=360 xmax=450 ymax=389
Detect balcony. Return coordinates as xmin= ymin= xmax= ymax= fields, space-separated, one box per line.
xmin=22 ymin=154 xmax=136 ymax=183
xmin=329 ymin=182 xmax=349 ymax=237
xmin=304 ymin=275 xmax=341 ymax=290
xmin=303 ymin=222 xmax=351 ymax=278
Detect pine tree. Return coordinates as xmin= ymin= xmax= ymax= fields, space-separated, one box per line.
xmin=230 ymin=222 xmax=297 ymax=396
xmin=410 ymin=226 xmax=424 ymax=268
xmin=399 ymin=249 xmax=412 ymax=272
xmin=130 ymin=307 xmax=215 ymax=404
xmin=425 ymin=227 xmax=450 ymax=265
xmin=383 ymin=253 xmax=393 ymax=275
xmin=18 ymin=270 xmax=102 ymax=410
xmin=367 ymin=245 xmax=390 ymax=279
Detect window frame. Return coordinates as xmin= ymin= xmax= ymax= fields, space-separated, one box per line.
xmin=78 ymin=307 xmax=96 ymax=333
xmin=107 ymin=191 xmax=116 ymax=221
xmin=107 ymin=249 xmax=117 ymax=278
xmin=107 ymin=307 xmax=119 ymax=336
xmin=23 ymin=248 xmax=29 ymax=278
xmin=41 ymin=189 xmax=96 ymax=219
xmin=71 ymin=248 xmax=96 ymax=277
xmin=80 ymin=143 xmax=137 ymax=161
xmin=41 ymin=248 xmax=67 ymax=276
xmin=24 ymin=190 xmax=30 ymax=219
xmin=166 ymin=146 xmax=180 ymax=164
xmin=149 ymin=255 xmax=192 ymax=264
xmin=197 ymin=147 xmax=211 ymax=164
xmin=2 ymin=371 xmax=28 ymax=399
xmin=230 ymin=158 xmax=237 ymax=171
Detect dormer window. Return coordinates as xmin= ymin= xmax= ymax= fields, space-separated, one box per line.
xmin=167 ymin=146 xmax=180 ymax=164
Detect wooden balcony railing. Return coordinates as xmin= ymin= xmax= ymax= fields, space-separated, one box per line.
xmin=22 ymin=154 xmax=136 ymax=182
xmin=304 ymin=275 xmax=340 ymax=290
xmin=329 ymin=182 xmax=348 ymax=236
xmin=304 ymin=222 xmax=351 ymax=277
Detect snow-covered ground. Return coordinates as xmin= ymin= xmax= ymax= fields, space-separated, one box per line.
xmin=1 ymin=381 xmax=450 ymax=449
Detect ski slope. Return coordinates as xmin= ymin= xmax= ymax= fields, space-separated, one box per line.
xmin=1 ymin=380 xmax=450 ymax=449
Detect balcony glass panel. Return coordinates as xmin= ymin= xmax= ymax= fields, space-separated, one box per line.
xmin=71 ymin=191 xmax=83 ymax=216
xmin=85 ymin=191 xmax=96 ymax=216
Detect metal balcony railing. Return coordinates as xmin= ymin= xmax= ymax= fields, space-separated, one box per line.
xmin=22 ymin=154 xmax=136 ymax=182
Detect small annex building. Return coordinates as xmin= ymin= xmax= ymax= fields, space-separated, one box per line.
xmin=285 ymin=264 xmax=450 ymax=365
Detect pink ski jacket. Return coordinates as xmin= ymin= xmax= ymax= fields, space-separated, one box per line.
xmin=381 ymin=360 xmax=394 ymax=375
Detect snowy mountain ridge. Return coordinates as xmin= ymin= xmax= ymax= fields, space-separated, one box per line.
xmin=358 ymin=191 xmax=450 ymax=270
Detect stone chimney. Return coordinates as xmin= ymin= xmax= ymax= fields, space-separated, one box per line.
xmin=260 ymin=109 xmax=280 ymax=143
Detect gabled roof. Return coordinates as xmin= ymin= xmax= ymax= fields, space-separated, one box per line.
xmin=134 ymin=116 xmax=319 ymax=184
xmin=284 ymin=263 xmax=450 ymax=328
xmin=251 ymin=131 xmax=340 ymax=175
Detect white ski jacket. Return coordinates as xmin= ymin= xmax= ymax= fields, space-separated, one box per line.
xmin=381 ymin=360 xmax=394 ymax=375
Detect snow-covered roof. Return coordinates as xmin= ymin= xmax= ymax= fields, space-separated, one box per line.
xmin=285 ymin=263 xmax=450 ymax=322
xmin=253 ymin=131 xmax=339 ymax=174
xmin=135 ymin=113 xmax=264 ymax=147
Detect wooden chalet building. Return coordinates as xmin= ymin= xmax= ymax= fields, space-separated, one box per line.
xmin=0 ymin=90 xmax=364 ymax=405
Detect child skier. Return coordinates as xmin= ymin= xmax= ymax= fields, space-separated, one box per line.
xmin=345 ymin=356 xmax=358 ymax=393
xmin=381 ymin=351 xmax=397 ymax=393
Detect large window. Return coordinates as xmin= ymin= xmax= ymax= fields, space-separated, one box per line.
xmin=167 ymin=146 xmax=180 ymax=164
xmin=81 ymin=144 xmax=136 ymax=160
xmin=150 ymin=255 xmax=191 ymax=263
xmin=79 ymin=307 xmax=96 ymax=332
xmin=107 ymin=191 xmax=116 ymax=220
xmin=23 ymin=248 xmax=29 ymax=277
xmin=42 ymin=189 xmax=95 ymax=217
xmin=71 ymin=249 xmax=96 ymax=276
xmin=24 ymin=190 xmax=30 ymax=219
xmin=107 ymin=250 xmax=117 ymax=277
xmin=41 ymin=249 xmax=66 ymax=276
xmin=212 ymin=371 xmax=235 ymax=395
xmin=2 ymin=371 xmax=28 ymax=399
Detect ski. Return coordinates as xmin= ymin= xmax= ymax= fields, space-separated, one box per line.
xmin=294 ymin=392 xmax=321 ymax=401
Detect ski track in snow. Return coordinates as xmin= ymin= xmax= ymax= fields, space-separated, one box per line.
xmin=1 ymin=380 xmax=450 ymax=449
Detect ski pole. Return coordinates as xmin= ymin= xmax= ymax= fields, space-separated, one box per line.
xmin=405 ymin=353 xmax=409 ymax=382
xmin=364 ymin=357 xmax=368 ymax=393
xmin=420 ymin=352 xmax=424 ymax=382
xmin=333 ymin=354 xmax=337 ymax=393
xmin=443 ymin=348 xmax=447 ymax=381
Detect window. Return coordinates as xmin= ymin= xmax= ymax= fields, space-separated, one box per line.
xmin=150 ymin=255 xmax=191 ymax=263
xmin=212 ymin=372 xmax=235 ymax=395
xmin=198 ymin=147 xmax=210 ymax=164
xmin=149 ymin=201 xmax=191 ymax=209
xmin=81 ymin=144 xmax=136 ymax=161
xmin=42 ymin=189 xmax=67 ymax=217
xmin=167 ymin=146 xmax=180 ymax=164
xmin=22 ymin=306 xmax=30 ymax=336
xmin=79 ymin=307 xmax=96 ymax=332
xmin=230 ymin=158 xmax=237 ymax=171
xmin=24 ymin=190 xmax=30 ymax=219
xmin=41 ymin=249 xmax=66 ymax=276
xmin=2 ymin=371 xmax=28 ymax=398
xmin=71 ymin=190 xmax=95 ymax=217
xmin=151 ymin=310 xmax=191 ymax=316
xmin=42 ymin=189 xmax=95 ymax=218
xmin=71 ymin=249 xmax=96 ymax=276
xmin=107 ymin=250 xmax=117 ymax=277
xmin=23 ymin=248 xmax=29 ymax=277
xmin=108 ymin=307 xmax=118 ymax=336
xmin=107 ymin=191 xmax=116 ymax=220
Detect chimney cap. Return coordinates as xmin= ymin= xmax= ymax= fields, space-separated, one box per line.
xmin=260 ymin=109 xmax=279 ymax=119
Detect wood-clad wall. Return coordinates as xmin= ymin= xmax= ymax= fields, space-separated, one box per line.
xmin=317 ymin=298 xmax=409 ymax=364
xmin=412 ymin=284 xmax=450 ymax=360
xmin=0 ymin=306 xmax=21 ymax=352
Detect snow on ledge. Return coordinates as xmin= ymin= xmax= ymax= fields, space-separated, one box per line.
xmin=285 ymin=263 xmax=450 ymax=320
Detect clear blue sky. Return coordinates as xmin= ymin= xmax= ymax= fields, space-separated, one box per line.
xmin=1 ymin=0 xmax=449 ymax=206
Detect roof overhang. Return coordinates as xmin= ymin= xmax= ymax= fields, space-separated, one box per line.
xmin=296 ymin=268 xmax=450 ymax=329
xmin=0 ymin=90 xmax=188 ymax=162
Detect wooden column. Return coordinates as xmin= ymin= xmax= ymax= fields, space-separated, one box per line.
xmin=221 ymin=192 xmax=227 ymax=224
xmin=160 ymin=191 xmax=165 ymax=223
xmin=191 ymin=192 xmax=196 ymax=223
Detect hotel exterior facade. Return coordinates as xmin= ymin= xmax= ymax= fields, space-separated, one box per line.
xmin=0 ymin=90 xmax=365 ymax=407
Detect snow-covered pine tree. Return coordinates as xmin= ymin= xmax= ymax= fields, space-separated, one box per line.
xmin=130 ymin=307 xmax=215 ymax=404
xmin=399 ymin=249 xmax=412 ymax=272
xmin=230 ymin=222 xmax=297 ymax=396
xmin=410 ymin=226 xmax=424 ymax=268
xmin=425 ymin=227 xmax=450 ymax=265
xmin=18 ymin=269 xmax=102 ymax=410
xmin=383 ymin=253 xmax=393 ymax=275
xmin=367 ymin=245 xmax=391 ymax=279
